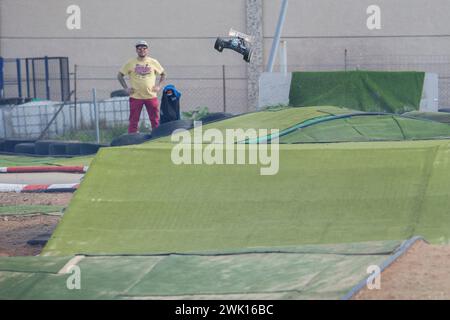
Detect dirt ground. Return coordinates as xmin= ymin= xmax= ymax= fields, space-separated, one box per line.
xmin=354 ymin=240 xmax=450 ymax=300
xmin=1 ymin=192 xmax=449 ymax=299
xmin=0 ymin=192 xmax=70 ymax=256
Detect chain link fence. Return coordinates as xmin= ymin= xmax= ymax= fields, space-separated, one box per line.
xmin=74 ymin=64 xmax=249 ymax=116
xmin=2 ymin=54 xmax=450 ymax=142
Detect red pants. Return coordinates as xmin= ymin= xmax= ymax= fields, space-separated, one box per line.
xmin=128 ymin=97 xmax=159 ymax=133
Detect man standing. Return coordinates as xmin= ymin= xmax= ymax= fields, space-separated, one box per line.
xmin=118 ymin=40 xmax=166 ymax=133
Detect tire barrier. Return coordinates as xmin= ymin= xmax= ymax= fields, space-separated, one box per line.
xmin=150 ymin=119 xmax=194 ymax=139
xmin=65 ymin=142 xmax=82 ymax=156
xmin=1 ymin=139 xmax=106 ymax=156
xmin=34 ymin=140 xmax=57 ymax=155
xmin=14 ymin=143 xmax=36 ymax=155
xmin=80 ymin=142 xmax=105 ymax=155
xmin=110 ymin=133 xmax=152 ymax=147
xmin=199 ymin=112 xmax=234 ymax=124
xmin=48 ymin=142 xmax=68 ymax=155
xmin=2 ymin=138 xmax=36 ymax=152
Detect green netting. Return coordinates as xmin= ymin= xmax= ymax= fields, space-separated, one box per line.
xmin=0 ymin=240 xmax=403 ymax=300
xmin=43 ymin=138 xmax=450 ymax=256
xmin=279 ymin=114 xmax=450 ymax=143
xmin=403 ymin=111 xmax=450 ymax=124
xmin=289 ymin=71 xmax=425 ymax=113
xmin=153 ymin=106 xmax=355 ymax=143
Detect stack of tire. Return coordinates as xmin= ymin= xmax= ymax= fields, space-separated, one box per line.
xmin=1 ymin=113 xmax=234 ymax=153
xmin=110 ymin=119 xmax=195 ymax=146
xmin=109 ymin=113 xmax=234 ymax=147
xmin=0 ymin=138 xmax=106 ymax=156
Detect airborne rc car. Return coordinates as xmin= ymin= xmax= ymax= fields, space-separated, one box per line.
xmin=214 ymin=29 xmax=254 ymax=63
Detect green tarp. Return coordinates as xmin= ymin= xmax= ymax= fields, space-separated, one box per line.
xmin=0 ymin=240 xmax=403 ymax=300
xmin=44 ymin=138 xmax=450 ymax=256
xmin=3 ymin=106 xmax=450 ymax=300
xmin=289 ymin=71 xmax=425 ymax=113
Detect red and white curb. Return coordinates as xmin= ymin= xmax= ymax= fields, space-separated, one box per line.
xmin=0 ymin=166 xmax=88 ymax=173
xmin=0 ymin=183 xmax=79 ymax=193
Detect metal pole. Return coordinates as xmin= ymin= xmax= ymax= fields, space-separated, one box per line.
xmin=25 ymin=58 xmax=30 ymax=98
xmin=59 ymin=58 xmax=64 ymax=102
xmin=266 ymin=0 xmax=289 ymax=72
xmin=222 ymin=65 xmax=227 ymax=112
xmin=0 ymin=57 xmax=4 ymax=98
xmin=32 ymin=59 xmax=37 ymax=99
xmin=44 ymin=56 xmax=50 ymax=100
xmin=16 ymin=59 xmax=22 ymax=98
xmin=280 ymin=40 xmax=287 ymax=74
xmin=93 ymin=88 xmax=100 ymax=143
xmin=74 ymin=64 xmax=77 ymax=130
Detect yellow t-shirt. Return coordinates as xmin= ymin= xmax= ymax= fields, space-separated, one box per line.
xmin=119 ymin=57 xmax=165 ymax=99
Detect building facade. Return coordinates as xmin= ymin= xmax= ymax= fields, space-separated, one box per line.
xmin=1 ymin=0 xmax=450 ymax=112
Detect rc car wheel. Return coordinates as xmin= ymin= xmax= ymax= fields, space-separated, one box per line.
xmin=214 ymin=38 xmax=224 ymax=52
xmin=243 ymin=48 xmax=253 ymax=63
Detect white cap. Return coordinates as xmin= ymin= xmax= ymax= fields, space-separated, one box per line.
xmin=135 ymin=40 xmax=149 ymax=48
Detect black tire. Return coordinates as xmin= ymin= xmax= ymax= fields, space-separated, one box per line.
xmin=80 ymin=142 xmax=107 ymax=155
xmin=151 ymin=119 xmax=194 ymax=139
xmin=243 ymin=48 xmax=253 ymax=63
xmin=214 ymin=38 xmax=224 ymax=52
xmin=198 ymin=112 xmax=234 ymax=124
xmin=65 ymin=142 xmax=82 ymax=156
xmin=49 ymin=142 xmax=68 ymax=156
xmin=14 ymin=143 xmax=36 ymax=154
xmin=110 ymin=133 xmax=152 ymax=147
xmin=3 ymin=138 xmax=36 ymax=152
xmin=35 ymin=140 xmax=58 ymax=155
xmin=110 ymin=89 xmax=130 ymax=98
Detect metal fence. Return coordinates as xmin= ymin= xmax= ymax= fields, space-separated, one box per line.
xmin=0 ymin=56 xmax=71 ymax=102
xmin=0 ymin=98 xmax=130 ymax=140
xmin=2 ymin=54 xmax=450 ymax=141
xmin=74 ymin=64 xmax=249 ymax=116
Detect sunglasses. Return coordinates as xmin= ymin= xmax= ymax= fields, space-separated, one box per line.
xmin=136 ymin=46 xmax=148 ymax=50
